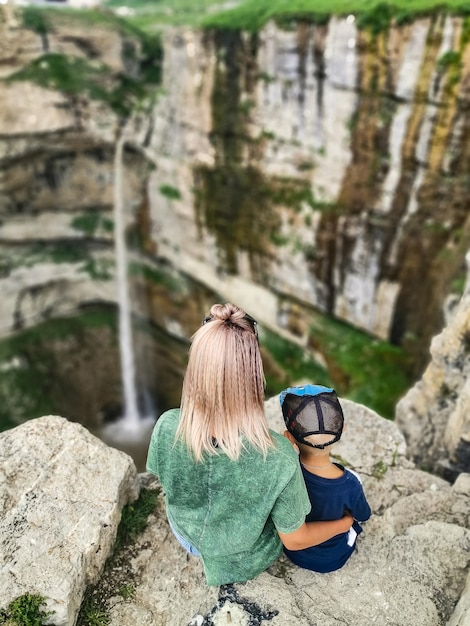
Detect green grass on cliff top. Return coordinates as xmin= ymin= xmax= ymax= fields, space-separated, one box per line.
xmin=204 ymin=0 xmax=470 ymax=31
xmin=104 ymin=0 xmax=470 ymax=30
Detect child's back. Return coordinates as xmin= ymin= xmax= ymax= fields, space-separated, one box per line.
xmin=280 ymin=385 xmax=371 ymax=573
xmin=284 ymin=461 xmax=370 ymax=572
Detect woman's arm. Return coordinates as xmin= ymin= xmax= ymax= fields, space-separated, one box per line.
xmin=278 ymin=513 xmax=353 ymax=551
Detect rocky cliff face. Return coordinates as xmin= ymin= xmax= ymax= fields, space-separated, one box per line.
xmin=396 ymin=251 xmax=470 ymax=481
xmin=148 ymin=16 xmax=470 ymax=374
xmin=1 ymin=7 xmax=470 ymax=432
xmin=0 ymin=5 xmax=190 ymax=428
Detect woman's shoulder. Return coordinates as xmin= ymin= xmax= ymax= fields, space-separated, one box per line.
xmin=147 ymin=409 xmax=181 ymax=475
xmin=159 ymin=408 xmax=180 ymax=423
xmin=152 ymin=408 xmax=180 ymax=439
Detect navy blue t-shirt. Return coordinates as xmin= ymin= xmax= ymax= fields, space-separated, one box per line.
xmin=284 ymin=463 xmax=371 ymax=573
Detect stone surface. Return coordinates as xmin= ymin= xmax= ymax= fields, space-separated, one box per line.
xmin=0 ymin=415 xmax=140 ymax=626
xmin=396 ymin=253 xmax=470 ymax=480
xmin=448 ymin=565 xmax=470 ymax=626
xmin=104 ymin=396 xmax=470 ymax=626
xmin=0 ymin=400 xmax=469 ymax=625
xmin=0 ymin=82 xmax=74 ymax=136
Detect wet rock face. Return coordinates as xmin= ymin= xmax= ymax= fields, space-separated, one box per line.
xmin=150 ymin=17 xmax=470 ymax=375
xmin=1 ymin=12 xmax=469 ymax=354
xmin=0 ymin=5 xmax=147 ymax=339
xmin=0 ymin=5 xmax=167 ymax=429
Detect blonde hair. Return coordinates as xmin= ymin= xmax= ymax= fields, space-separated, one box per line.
xmin=176 ymin=303 xmax=273 ymax=461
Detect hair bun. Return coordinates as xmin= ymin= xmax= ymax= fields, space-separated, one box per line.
xmin=209 ymin=303 xmax=245 ymax=323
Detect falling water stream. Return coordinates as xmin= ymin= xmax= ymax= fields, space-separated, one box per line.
xmin=114 ymin=133 xmax=140 ymax=425
xmin=100 ymin=132 xmax=156 ymax=469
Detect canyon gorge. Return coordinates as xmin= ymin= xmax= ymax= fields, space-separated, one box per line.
xmin=1 ymin=3 xmax=470 ymax=623
xmin=0 ymin=4 xmax=469 ymax=462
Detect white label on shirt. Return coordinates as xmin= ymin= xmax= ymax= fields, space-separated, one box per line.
xmin=347 ymin=527 xmax=358 ymax=547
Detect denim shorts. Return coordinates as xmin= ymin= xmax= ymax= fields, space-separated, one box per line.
xmin=169 ymin=522 xmax=200 ymax=557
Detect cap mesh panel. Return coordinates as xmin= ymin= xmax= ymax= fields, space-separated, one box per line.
xmin=283 ymin=391 xmax=344 ymax=447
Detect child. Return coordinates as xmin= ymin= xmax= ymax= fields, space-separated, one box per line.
xmin=280 ymin=384 xmax=371 ymax=573
xmin=146 ymin=304 xmax=353 ymax=586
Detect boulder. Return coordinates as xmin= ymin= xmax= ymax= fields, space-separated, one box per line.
xmin=0 ymin=415 xmax=139 ymax=626
xmin=448 ymin=561 xmax=470 ymax=626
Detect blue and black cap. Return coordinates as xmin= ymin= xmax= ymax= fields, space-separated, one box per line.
xmin=279 ymin=384 xmax=344 ymax=449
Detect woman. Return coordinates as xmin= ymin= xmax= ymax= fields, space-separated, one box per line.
xmin=147 ymin=303 xmax=352 ymax=585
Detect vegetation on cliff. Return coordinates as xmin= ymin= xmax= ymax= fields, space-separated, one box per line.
xmin=0 ymin=594 xmax=53 ymax=626
xmin=0 ymin=487 xmax=160 ymax=626
xmin=77 ymin=485 xmax=160 ymax=626
xmin=8 ymin=6 xmax=162 ymax=117
xmin=203 ymin=0 xmax=470 ymax=31
xmin=0 ymin=310 xmax=120 ymax=432
xmin=0 ymin=0 xmax=465 ymax=433
xmin=22 ymin=4 xmax=163 ymax=83
xmin=103 ymin=0 xmax=470 ymax=31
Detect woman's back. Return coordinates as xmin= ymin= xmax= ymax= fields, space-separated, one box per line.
xmin=147 ymin=408 xmax=310 ymax=585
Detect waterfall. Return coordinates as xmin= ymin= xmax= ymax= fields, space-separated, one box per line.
xmin=113 ymin=134 xmax=140 ymax=426
xmin=100 ymin=130 xmax=156 ymax=470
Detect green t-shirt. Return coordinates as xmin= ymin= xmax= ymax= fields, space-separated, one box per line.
xmin=146 ymin=408 xmax=311 ymax=586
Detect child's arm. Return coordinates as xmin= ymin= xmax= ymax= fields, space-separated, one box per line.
xmin=352 ymin=489 xmax=372 ymax=522
xmin=278 ymin=513 xmax=353 ymax=551
xmin=347 ymin=470 xmax=372 ymax=522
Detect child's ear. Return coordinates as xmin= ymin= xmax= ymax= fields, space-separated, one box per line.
xmin=283 ymin=430 xmax=300 ymax=454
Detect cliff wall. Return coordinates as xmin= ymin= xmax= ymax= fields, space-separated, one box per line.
xmin=396 ymin=251 xmax=470 ymax=481
xmin=0 ymin=6 xmax=190 ymax=428
xmin=148 ymin=16 xmax=470 ymax=374
xmin=1 ymin=7 xmax=470 ymax=429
